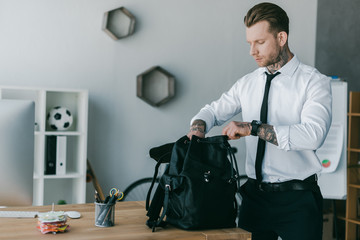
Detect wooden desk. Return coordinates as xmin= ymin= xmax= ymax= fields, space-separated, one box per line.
xmin=0 ymin=201 xmax=251 ymax=240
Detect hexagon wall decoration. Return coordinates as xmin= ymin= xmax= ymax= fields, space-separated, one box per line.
xmin=102 ymin=7 xmax=136 ymax=40
xmin=136 ymin=66 xmax=176 ymax=107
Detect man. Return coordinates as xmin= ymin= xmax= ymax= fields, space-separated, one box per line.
xmin=187 ymin=2 xmax=331 ymax=240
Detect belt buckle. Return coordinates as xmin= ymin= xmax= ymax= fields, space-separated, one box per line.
xmin=258 ymin=183 xmax=265 ymax=192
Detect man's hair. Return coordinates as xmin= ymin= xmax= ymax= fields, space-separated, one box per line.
xmin=244 ymin=2 xmax=289 ymax=36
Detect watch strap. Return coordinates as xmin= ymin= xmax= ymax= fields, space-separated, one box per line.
xmin=251 ymin=120 xmax=262 ymax=136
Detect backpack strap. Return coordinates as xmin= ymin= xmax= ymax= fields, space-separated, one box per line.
xmin=146 ymin=182 xmax=167 ymax=230
xmin=226 ymin=144 xmax=241 ymax=190
xmin=146 ymin=159 xmax=162 ymax=211
xmin=146 ymin=155 xmax=171 ymax=231
xmin=151 ymin=184 xmax=171 ymax=232
xmin=146 ymin=142 xmax=176 ymax=231
xmin=146 ymin=144 xmax=174 ymax=210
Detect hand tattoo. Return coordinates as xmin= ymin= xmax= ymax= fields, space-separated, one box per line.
xmin=190 ymin=127 xmax=205 ymax=133
xmin=191 ymin=119 xmax=206 ymax=132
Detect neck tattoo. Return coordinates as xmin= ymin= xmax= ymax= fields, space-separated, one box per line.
xmin=267 ymin=48 xmax=292 ymax=74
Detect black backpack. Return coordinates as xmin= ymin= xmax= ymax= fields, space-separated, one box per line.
xmin=146 ymin=135 xmax=240 ymax=232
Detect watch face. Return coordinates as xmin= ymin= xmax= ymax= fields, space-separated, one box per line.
xmin=251 ymin=120 xmax=262 ymax=136
xmin=252 ymin=120 xmax=262 ymax=125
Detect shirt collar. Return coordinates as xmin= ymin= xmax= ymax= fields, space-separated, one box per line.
xmin=260 ymin=55 xmax=300 ymax=77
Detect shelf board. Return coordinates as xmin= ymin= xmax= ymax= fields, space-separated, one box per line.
xmin=348 ymin=164 xmax=360 ymax=168
xmin=347 ymin=217 xmax=360 ymax=225
xmin=34 ymin=172 xmax=83 ymax=179
xmin=0 ymin=85 xmax=87 ymax=93
xmin=348 ymin=113 xmax=360 ymax=116
xmin=35 ymin=131 xmax=83 ymax=136
xmin=44 ymin=173 xmax=82 ymax=179
xmin=348 ymin=184 xmax=360 ymax=189
xmin=348 ymin=148 xmax=360 ymax=153
xmin=337 ymin=214 xmax=346 ymax=221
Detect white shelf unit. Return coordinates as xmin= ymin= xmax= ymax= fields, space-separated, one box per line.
xmin=0 ymin=86 xmax=88 ymax=206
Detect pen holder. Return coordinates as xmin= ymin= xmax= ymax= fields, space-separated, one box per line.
xmin=95 ymin=202 xmax=115 ymax=227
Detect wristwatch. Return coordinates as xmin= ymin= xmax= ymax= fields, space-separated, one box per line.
xmin=250 ymin=120 xmax=262 ymax=136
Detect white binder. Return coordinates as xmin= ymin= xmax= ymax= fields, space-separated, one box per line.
xmin=317 ymin=80 xmax=347 ymax=200
xmin=56 ymin=136 xmax=67 ymax=175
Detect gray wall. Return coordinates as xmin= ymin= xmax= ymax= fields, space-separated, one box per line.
xmin=316 ymin=0 xmax=360 ymax=92
xmin=0 ymin=0 xmax=318 ymax=203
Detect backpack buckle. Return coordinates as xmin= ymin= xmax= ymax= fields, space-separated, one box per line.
xmin=204 ymin=171 xmax=212 ymax=183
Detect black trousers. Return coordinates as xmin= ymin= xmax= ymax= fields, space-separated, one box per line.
xmin=238 ymin=180 xmax=323 ymax=240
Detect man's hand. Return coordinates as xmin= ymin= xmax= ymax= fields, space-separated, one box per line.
xmin=187 ymin=119 xmax=206 ymax=140
xmin=222 ymin=121 xmax=251 ymax=140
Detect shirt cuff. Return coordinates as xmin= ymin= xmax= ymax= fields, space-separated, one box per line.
xmin=274 ymin=125 xmax=291 ymax=151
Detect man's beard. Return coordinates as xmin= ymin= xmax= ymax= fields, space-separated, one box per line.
xmin=265 ymin=50 xmax=282 ymax=67
xmin=265 ymin=48 xmax=285 ymax=71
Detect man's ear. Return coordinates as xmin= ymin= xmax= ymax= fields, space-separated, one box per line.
xmin=277 ymin=31 xmax=288 ymax=47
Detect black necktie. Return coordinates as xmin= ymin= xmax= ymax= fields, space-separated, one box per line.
xmin=255 ymin=72 xmax=280 ymax=183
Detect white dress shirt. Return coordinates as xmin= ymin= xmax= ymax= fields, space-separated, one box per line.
xmin=191 ymin=56 xmax=332 ymax=183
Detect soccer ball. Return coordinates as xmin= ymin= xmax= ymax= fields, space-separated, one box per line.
xmin=47 ymin=106 xmax=73 ymax=131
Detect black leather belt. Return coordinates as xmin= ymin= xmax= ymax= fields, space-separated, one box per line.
xmin=247 ymin=174 xmax=318 ymax=192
